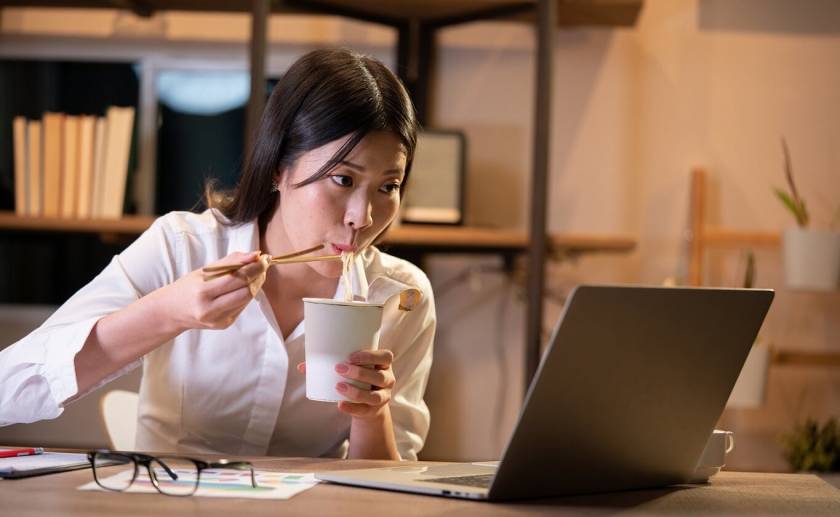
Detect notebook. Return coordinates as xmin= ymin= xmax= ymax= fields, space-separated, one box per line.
xmin=0 ymin=451 xmax=91 ymax=479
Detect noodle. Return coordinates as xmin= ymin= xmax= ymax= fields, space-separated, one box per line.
xmin=341 ymin=251 xmax=355 ymax=302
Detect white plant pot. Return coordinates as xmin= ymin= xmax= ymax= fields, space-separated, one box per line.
xmin=782 ymin=228 xmax=840 ymax=291
xmin=726 ymin=344 xmax=770 ymax=409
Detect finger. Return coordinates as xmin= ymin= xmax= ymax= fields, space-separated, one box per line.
xmin=202 ymin=260 xmax=262 ymax=298
xmin=348 ymin=349 xmax=394 ymax=368
xmin=237 ymin=255 xmax=270 ymax=282
xmin=242 ymin=254 xmax=271 ymax=297
xmin=220 ymin=297 xmax=252 ymax=325
xmin=202 ymin=274 xmax=251 ymax=299
xmin=208 ymin=284 xmax=253 ymax=316
xmin=206 ymin=291 xmax=257 ymax=329
xmin=296 ymin=362 xmax=306 ymax=374
xmin=200 ymin=251 xmax=262 ymax=282
xmin=203 ymin=255 xmax=268 ymax=298
xmin=206 ymin=251 xmax=261 ymax=269
xmin=337 ymin=401 xmax=380 ymax=418
xmin=337 ymin=382 xmax=390 ymax=406
xmin=335 ymin=363 xmax=393 ymax=389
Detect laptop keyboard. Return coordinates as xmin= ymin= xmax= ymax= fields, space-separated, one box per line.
xmin=422 ymin=474 xmax=494 ymax=488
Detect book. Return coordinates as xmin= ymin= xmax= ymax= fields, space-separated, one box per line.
xmin=101 ymin=106 xmax=135 ymax=219
xmin=42 ymin=112 xmax=64 ymax=218
xmin=61 ymin=115 xmax=80 ymax=219
xmin=27 ymin=120 xmax=42 ymax=217
xmin=12 ymin=116 xmax=28 ymax=216
xmin=91 ymin=116 xmax=107 ymax=218
xmin=76 ymin=115 xmax=96 ymax=218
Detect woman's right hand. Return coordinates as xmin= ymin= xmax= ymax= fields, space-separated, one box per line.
xmin=162 ymin=251 xmax=270 ymax=332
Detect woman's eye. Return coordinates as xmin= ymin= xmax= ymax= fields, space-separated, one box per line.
xmin=380 ymin=183 xmax=401 ymax=194
xmin=330 ymin=175 xmax=353 ymax=187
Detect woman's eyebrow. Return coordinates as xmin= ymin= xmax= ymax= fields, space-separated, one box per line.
xmin=339 ymin=160 xmax=403 ymax=176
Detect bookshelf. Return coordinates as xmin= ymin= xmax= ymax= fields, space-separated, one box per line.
xmin=0 ymin=211 xmax=635 ymax=255
xmin=1 ymin=0 xmax=644 ymax=387
xmin=0 ymin=212 xmax=153 ymax=234
xmin=687 ymin=168 xmax=840 ymax=368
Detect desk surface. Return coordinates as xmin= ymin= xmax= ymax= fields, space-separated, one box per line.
xmin=2 ymin=457 xmax=839 ymax=516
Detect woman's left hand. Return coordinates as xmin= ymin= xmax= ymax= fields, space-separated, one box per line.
xmin=334 ymin=349 xmax=395 ymax=418
xmin=297 ymin=349 xmax=395 ymax=419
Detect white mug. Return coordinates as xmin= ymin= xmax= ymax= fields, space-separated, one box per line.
xmin=698 ymin=429 xmax=735 ymax=467
xmin=302 ymin=298 xmax=384 ymax=403
xmin=691 ymin=429 xmax=735 ymax=482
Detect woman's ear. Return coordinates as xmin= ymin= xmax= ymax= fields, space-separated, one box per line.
xmin=272 ymin=170 xmax=286 ymax=194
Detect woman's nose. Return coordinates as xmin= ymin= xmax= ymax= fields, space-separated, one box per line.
xmin=344 ymin=192 xmax=373 ymax=231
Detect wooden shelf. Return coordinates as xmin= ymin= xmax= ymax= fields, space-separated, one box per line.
xmin=1 ymin=1 xmax=643 ymax=27
xmin=772 ymin=350 xmax=840 ymax=367
xmin=386 ymin=224 xmax=636 ymax=254
xmin=0 ymin=212 xmax=155 ymax=234
xmin=688 ymin=170 xmax=839 ymax=372
xmin=0 ymin=212 xmax=636 ymax=255
xmin=688 ymin=169 xmax=785 ymax=284
xmin=702 ymin=228 xmax=781 ymax=248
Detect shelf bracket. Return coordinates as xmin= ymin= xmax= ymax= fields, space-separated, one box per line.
xmin=245 ymin=0 xmax=269 ymax=159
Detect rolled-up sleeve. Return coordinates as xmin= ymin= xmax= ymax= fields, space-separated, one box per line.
xmin=0 ymin=217 xmax=178 ymax=426
xmin=389 ymin=285 xmax=436 ymax=461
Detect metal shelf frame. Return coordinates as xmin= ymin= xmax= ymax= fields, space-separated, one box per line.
xmin=1 ymin=0 xmax=644 ymax=389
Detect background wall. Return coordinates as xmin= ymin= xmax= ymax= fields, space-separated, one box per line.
xmin=1 ymin=0 xmax=838 ymax=471
xmin=431 ymin=0 xmax=840 ymax=470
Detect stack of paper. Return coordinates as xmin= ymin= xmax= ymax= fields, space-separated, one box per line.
xmin=78 ymin=469 xmax=320 ymax=500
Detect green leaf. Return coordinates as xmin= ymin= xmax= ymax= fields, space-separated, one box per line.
xmin=774 ymin=188 xmax=808 ymax=227
xmin=781 ymin=417 xmax=840 ymax=472
xmin=743 ymin=251 xmax=755 ymax=289
xmin=799 ymin=199 xmax=810 ymax=227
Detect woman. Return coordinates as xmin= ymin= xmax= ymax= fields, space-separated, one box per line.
xmin=0 ymin=48 xmax=435 ymax=461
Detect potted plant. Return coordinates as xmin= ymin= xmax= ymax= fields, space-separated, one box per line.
xmin=774 ymin=138 xmax=840 ymax=291
xmin=780 ymin=417 xmax=840 ymax=472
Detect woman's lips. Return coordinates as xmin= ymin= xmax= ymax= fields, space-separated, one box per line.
xmin=332 ymin=243 xmax=356 ymax=254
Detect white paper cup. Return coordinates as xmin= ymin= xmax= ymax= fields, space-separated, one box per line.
xmin=303 ymin=298 xmax=384 ymax=402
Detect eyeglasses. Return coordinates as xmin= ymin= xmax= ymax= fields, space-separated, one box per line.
xmin=87 ymin=450 xmax=259 ymax=496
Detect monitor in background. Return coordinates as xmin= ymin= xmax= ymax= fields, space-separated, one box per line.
xmin=401 ymin=130 xmax=466 ymax=225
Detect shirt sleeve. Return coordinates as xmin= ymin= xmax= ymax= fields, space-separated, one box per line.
xmin=388 ymin=284 xmax=436 ymax=461
xmin=0 ymin=217 xmax=179 ymax=426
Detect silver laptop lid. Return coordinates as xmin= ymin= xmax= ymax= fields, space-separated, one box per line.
xmin=489 ymin=285 xmax=773 ymax=500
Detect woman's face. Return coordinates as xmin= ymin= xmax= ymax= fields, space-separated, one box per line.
xmin=273 ymin=130 xmax=407 ymax=278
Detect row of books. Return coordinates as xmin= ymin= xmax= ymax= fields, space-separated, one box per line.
xmin=12 ymin=106 xmax=135 ymax=219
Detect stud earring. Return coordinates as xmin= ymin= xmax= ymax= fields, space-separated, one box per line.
xmin=272 ymin=181 xmax=280 ymax=193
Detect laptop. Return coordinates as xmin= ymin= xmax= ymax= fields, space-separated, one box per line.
xmin=316 ymin=285 xmax=774 ymax=501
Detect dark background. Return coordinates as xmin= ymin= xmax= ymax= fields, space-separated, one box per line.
xmin=0 ymin=60 xmax=264 ymax=304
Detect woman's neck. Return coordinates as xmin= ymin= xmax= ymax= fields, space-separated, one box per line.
xmin=259 ymin=209 xmax=337 ymax=302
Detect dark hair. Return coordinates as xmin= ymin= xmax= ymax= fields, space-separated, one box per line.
xmin=208 ymin=48 xmax=418 ymax=226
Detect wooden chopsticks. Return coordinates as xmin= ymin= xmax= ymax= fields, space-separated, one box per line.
xmin=201 ymin=243 xmax=341 ymax=280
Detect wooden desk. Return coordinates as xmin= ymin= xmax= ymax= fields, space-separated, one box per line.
xmin=2 ymin=457 xmax=839 ymax=516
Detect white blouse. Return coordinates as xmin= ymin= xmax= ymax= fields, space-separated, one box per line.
xmin=0 ymin=210 xmax=436 ymax=460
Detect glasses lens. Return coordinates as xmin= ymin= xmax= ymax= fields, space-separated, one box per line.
xmin=92 ymin=452 xmax=134 ymax=491
xmin=150 ymin=456 xmax=199 ymax=496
